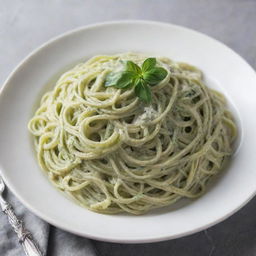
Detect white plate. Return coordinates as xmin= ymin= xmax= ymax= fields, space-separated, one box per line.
xmin=0 ymin=20 xmax=256 ymax=243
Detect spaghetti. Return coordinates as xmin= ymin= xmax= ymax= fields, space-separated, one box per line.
xmin=28 ymin=53 xmax=237 ymax=214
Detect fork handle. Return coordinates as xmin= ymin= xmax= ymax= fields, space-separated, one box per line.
xmin=3 ymin=203 xmax=43 ymax=256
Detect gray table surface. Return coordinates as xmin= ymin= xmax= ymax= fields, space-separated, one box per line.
xmin=1 ymin=0 xmax=256 ymax=255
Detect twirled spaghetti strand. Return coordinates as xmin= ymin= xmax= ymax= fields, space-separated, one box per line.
xmin=28 ymin=53 xmax=237 ymax=214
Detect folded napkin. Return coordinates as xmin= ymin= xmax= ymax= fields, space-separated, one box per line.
xmin=2 ymin=186 xmax=256 ymax=256
xmin=0 ymin=189 xmax=96 ymax=256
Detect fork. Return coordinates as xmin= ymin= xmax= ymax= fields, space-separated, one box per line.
xmin=0 ymin=176 xmax=43 ymax=256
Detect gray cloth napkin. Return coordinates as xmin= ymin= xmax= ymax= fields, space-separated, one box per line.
xmin=1 ymin=0 xmax=256 ymax=255
xmin=0 ymin=189 xmax=49 ymax=256
xmin=0 ymin=189 xmax=97 ymax=256
xmin=2 ymin=188 xmax=256 ymax=256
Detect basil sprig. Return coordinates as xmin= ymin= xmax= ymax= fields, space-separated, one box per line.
xmin=105 ymin=58 xmax=168 ymax=103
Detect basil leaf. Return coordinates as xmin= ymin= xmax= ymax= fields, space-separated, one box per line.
xmin=105 ymin=72 xmax=122 ymax=87
xmin=114 ymin=71 xmax=136 ymax=88
xmin=143 ymin=67 xmax=168 ymax=86
xmin=134 ymin=77 xmax=142 ymax=86
xmin=142 ymin=58 xmax=156 ymax=73
xmin=105 ymin=58 xmax=166 ymax=103
xmin=126 ymin=61 xmax=141 ymax=74
xmin=134 ymin=80 xmax=151 ymax=103
xmin=105 ymin=71 xmax=135 ymax=88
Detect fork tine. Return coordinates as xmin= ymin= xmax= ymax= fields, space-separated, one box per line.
xmin=0 ymin=176 xmax=5 ymax=190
